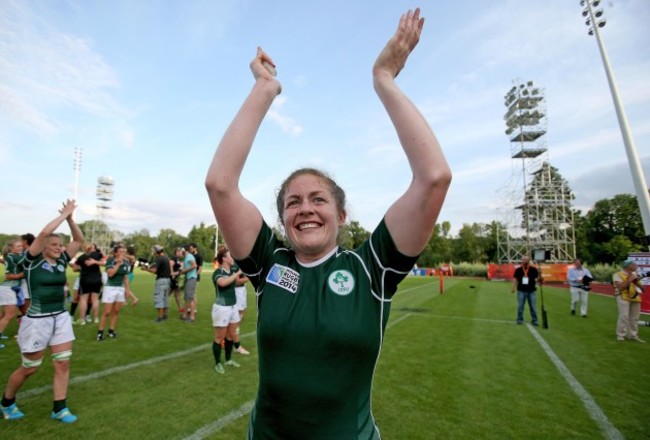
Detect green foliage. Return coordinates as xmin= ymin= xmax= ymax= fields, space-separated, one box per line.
xmin=339 ymin=220 xmax=370 ymax=249
xmin=588 ymin=262 xmax=619 ymax=283
xmin=188 ymin=222 xmax=217 ymax=260
xmin=450 ymin=262 xmax=487 ymax=277
xmin=579 ymin=194 xmax=646 ymax=263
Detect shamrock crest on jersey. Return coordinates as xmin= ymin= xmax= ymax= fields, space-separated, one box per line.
xmin=328 ymin=270 xmax=354 ymax=296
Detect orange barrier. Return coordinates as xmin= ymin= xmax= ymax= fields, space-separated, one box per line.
xmin=487 ymin=263 xmax=568 ymax=283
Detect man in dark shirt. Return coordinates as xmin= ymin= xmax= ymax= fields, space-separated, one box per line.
xmin=142 ymin=245 xmax=171 ymax=322
xmin=511 ymin=256 xmax=540 ymax=326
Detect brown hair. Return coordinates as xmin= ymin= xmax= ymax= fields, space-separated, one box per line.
xmin=275 ymin=168 xmax=346 ymax=225
xmin=216 ymin=247 xmax=230 ymax=264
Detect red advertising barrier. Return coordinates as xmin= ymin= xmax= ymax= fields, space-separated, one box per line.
xmin=487 ymin=263 xmax=568 ymax=283
xmin=487 ymin=264 xmax=515 ymax=280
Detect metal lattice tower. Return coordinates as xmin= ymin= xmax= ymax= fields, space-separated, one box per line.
xmin=90 ymin=175 xmax=115 ymax=253
xmin=497 ymin=80 xmax=576 ymax=263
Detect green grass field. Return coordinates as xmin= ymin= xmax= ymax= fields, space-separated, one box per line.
xmin=0 ymin=270 xmax=649 ymax=439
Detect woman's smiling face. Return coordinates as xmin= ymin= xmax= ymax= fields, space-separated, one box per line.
xmin=282 ymin=173 xmax=346 ymax=263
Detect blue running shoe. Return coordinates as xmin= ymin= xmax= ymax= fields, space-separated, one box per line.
xmin=51 ymin=407 xmax=77 ymax=423
xmin=1 ymin=403 xmax=25 ymax=420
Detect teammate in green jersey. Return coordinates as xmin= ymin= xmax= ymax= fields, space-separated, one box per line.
xmin=205 ymin=8 xmax=451 ymax=439
xmin=210 ymin=247 xmax=244 ymax=373
xmin=0 ymin=239 xmax=24 ymax=344
xmin=1 ymin=200 xmax=84 ymax=423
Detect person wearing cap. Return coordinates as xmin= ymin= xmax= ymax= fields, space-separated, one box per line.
xmin=141 ymin=245 xmax=172 ymax=322
xmin=613 ymin=259 xmax=646 ymax=342
xmin=567 ymin=258 xmax=593 ymax=318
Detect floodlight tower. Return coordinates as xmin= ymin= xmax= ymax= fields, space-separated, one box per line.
xmin=91 ymin=176 xmax=115 ymax=253
xmin=73 ymin=147 xmax=82 ymax=202
xmin=498 ymin=81 xmax=576 ymax=263
xmin=580 ymin=0 xmax=650 ymax=248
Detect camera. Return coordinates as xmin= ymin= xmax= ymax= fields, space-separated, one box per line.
xmin=138 ymin=257 xmax=151 ymax=269
xmin=636 ymin=271 xmax=650 ymax=278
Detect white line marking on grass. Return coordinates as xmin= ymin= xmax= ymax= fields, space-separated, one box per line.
xmin=19 ymin=331 xmax=257 ymax=399
xmin=183 ymin=400 xmax=255 ymax=440
xmin=527 ymin=325 xmax=625 ymax=440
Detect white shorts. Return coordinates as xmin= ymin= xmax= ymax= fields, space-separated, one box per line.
xmin=211 ymin=303 xmax=240 ymax=328
xmin=0 ymin=285 xmax=18 ymax=306
xmin=102 ymin=285 xmax=126 ymax=304
xmin=235 ymin=286 xmax=247 ymax=311
xmin=20 ymin=279 xmax=30 ymax=299
xmin=18 ymin=312 xmax=75 ymax=353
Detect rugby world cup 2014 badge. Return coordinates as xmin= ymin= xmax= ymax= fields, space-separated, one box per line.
xmin=328 ymin=270 xmax=354 ymax=296
xmin=267 ymin=264 xmax=300 ymax=294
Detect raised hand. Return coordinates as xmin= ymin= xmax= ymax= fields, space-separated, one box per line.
xmin=250 ymin=47 xmax=282 ymax=94
xmin=59 ymin=199 xmax=77 ymax=219
xmin=373 ymin=8 xmax=424 ymax=79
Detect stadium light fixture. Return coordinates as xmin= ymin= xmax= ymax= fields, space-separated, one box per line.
xmin=580 ymin=0 xmax=650 ymax=248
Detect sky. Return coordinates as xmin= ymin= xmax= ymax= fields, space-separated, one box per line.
xmin=1 ymin=0 xmax=649 ymax=240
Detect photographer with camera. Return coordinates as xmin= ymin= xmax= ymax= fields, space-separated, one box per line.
xmin=567 ymin=258 xmax=593 ymax=318
xmin=613 ymin=259 xmax=646 ymax=343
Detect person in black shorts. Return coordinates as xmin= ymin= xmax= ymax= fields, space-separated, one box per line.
xmin=74 ymin=243 xmax=105 ymax=325
xmin=205 ymin=8 xmax=451 ymax=439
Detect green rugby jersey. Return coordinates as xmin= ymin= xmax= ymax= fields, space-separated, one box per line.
xmin=212 ymin=266 xmax=237 ymax=306
xmin=2 ymin=253 xmax=23 ymax=288
xmin=237 ymin=218 xmax=417 ymax=440
xmin=24 ymin=252 xmax=70 ymax=316
xmin=105 ymin=257 xmax=130 ymax=287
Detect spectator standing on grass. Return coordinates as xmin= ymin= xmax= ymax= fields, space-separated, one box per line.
xmin=0 ymin=239 xmax=24 ymax=347
xmin=170 ymin=247 xmax=185 ymax=318
xmin=18 ymin=233 xmax=35 ymax=317
xmin=511 ymin=256 xmax=539 ymax=326
xmin=141 ymin=245 xmax=172 ymax=322
xmin=210 ymin=247 xmax=244 ymax=373
xmin=180 ymin=244 xmax=198 ymax=322
xmin=189 ymin=243 xmax=203 ymax=317
xmin=613 ymin=259 xmax=645 ymax=343
xmin=73 ymin=244 xmax=105 ymax=325
xmin=204 ymin=8 xmax=451 ymax=438
xmin=0 ymin=200 xmax=83 ymax=423
xmin=124 ymin=246 xmax=140 ymax=306
xmin=97 ymin=244 xmax=132 ymax=341
xmin=567 ymin=258 xmax=593 ymax=318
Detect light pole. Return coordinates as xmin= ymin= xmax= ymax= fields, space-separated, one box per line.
xmin=580 ymin=0 xmax=650 ymax=247
xmin=73 ymin=147 xmax=83 ymax=202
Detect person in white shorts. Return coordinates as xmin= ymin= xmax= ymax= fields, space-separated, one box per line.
xmin=232 ymin=263 xmax=250 ymax=355
xmin=0 ymin=239 xmax=24 ymax=347
xmin=1 ymin=200 xmax=84 ymax=424
xmin=96 ymin=244 xmax=132 ymax=341
xmin=210 ymin=248 xmax=243 ymax=373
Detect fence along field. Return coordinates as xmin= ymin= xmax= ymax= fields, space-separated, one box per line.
xmin=0 ymin=270 xmax=648 ymax=439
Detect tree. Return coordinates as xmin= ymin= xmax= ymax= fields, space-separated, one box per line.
xmin=338 ymin=220 xmax=370 ymax=249
xmin=419 ymin=223 xmax=453 ymax=267
xmin=188 ymin=223 xmax=217 ymax=260
xmin=123 ymin=229 xmax=154 ymax=260
xmin=580 ymin=194 xmax=645 ymax=263
xmin=453 ymin=223 xmax=486 ymax=263
xmin=156 ymin=228 xmax=188 ymax=254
